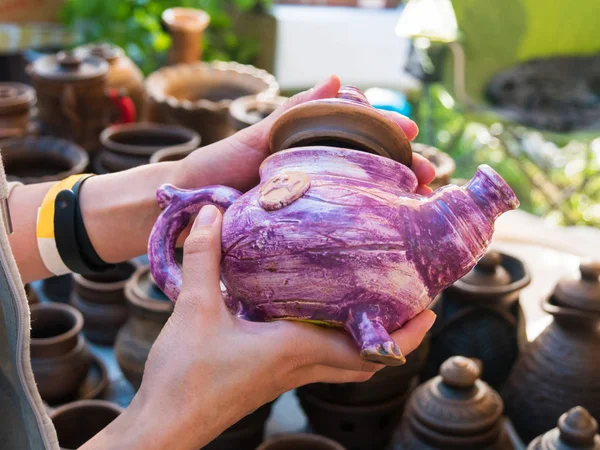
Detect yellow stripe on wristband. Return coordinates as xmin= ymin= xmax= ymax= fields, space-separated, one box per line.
xmin=36 ymin=174 xmax=92 ymax=275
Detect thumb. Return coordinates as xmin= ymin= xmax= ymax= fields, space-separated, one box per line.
xmin=179 ymin=205 xmax=225 ymax=314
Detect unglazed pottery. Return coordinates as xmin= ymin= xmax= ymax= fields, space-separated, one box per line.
xmin=25 ymin=283 xmax=39 ymax=305
xmin=229 ymin=94 xmax=287 ymax=131
xmin=411 ymin=143 xmax=456 ymax=190
xmin=298 ymin=379 xmax=416 ymax=450
xmin=502 ymin=261 xmax=600 ymax=444
xmin=0 ymin=82 xmax=35 ymax=138
xmin=528 ymin=406 xmax=600 ymax=450
xmin=1 ymin=136 xmax=88 ymax=185
xmin=149 ymin=145 xmax=195 ymax=164
xmin=41 ymin=274 xmax=74 ymax=304
xmin=392 ymin=356 xmax=511 ymax=450
xmin=146 ymin=61 xmax=279 ymax=144
xmin=148 ymin=87 xmax=519 ymax=367
xmin=50 ymin=400 xmax=123 ymax=450
xmin=30 ymin=303 xmax=92 ymax=403
xmin=71 ymin=261 xmax=138 ymax=345
xmin=257 ymin=434 xmax=346 ymax=450
xmin=114 ymin=265 xmax=173 ymax=389
xmin=28 ymin=50 xmax=135 ymax=154
xmin=424 ymin=251 xmax=530 ymax=389
xmin=162 ymin=7 xmax=210 ymax=65
xmin=75 ymin=43 xmax=146 ymax=121
xmin=95 ymin=123 xmax=200 ymax=173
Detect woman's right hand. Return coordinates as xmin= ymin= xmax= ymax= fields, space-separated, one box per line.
xmin=82 ymin=205 xmax=435 ymax=450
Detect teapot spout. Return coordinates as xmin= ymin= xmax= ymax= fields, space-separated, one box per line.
xmin=464 ymin=164 xmax=519 ymax=220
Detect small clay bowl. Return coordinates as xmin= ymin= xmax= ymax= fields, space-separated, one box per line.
xmin=49 ymin=400 xmax=124 ymax=450
xmin=229 ymin=94 xmax=287 ymax=131
xmin=149 ymin=145 xmax=196 ymax=163
xmin=1 ymin=136 xmax=88 ymax=184
xmin=257 ymin=434 xmax=346 ymax=450
xmin=30 ymin=303 xmax=92 ymax=403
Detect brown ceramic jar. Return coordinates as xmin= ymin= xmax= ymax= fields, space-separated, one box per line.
xmin=229 ymin=94 xmax=287 ymax=131
xmin=24 ymin=284 xmax=39 ymax=305
xmin=146 ymin=61 xmax=279 ymax=144
xmin=528 ymin=406 xmax=600 ymax=450
xmin=392 ymin=356 xmax=511 ymax=450
xmin=41 ymin=274 xmax=74 ymax=304
xmin=411 ymin=143 xmax=456 ymax=190
xmin=424 ymin=250 xmax=531 ymax=390
xmin=71 ymin=261 xmax=138 ymax=345
xmin=75 ymin=43 xmax=147 ymax=121
xmin=114 ymin=265 xmax=173 ymax=389
xmin=30 ymin=303 xmax=92 ymax=404
xmin=149 ymin=145 xmax=195 ymax=163
xmin=502 ymin=260 xmax=600 ymax=444
xmin=94 ymin=122 xmax=200 ymax=173
xmin=162 ymin=7 xmax=210 ymax=65
xmin=257 ymin=434 xmax=347 ymax=450
xmin=1 ymin=136 xmax=88 ymax=185
xmin=0 ymin=82 xmax=35 ymax=138
xmin=49 ymin=400 xmax=123 ymax=450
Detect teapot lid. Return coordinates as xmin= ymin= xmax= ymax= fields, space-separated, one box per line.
xmin=76 ymin=42 xmax=124 ymax=62
xmin=528 ymin=406 xmax=600 ymax=450
xmin=269 ymin=85 xmax=413 ymax=166
xmin=31 ymin=50 xmax=107 ymax=82
xmin=0 ymin=82 xmax=35 ymax=114
xmin=461 ymin=251 xmax=512 ymax=287
xmin=407 ymin=356 xmax=503 ymax=440
xmin=552 ymin=260 xmax=600 ymax=314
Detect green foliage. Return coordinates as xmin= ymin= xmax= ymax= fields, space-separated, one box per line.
xmin=61 ymin=0 xmax=271 ymax=74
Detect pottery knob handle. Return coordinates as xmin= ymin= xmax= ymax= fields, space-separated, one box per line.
xmin=57 ymin=50 xmax=83 ymax=69
xmin=337 ymin=85 xmax=371 ymax=106
xmin=580 ymin=260 xmax=600 ymax=282
xmin=440 ymin=356 xmax=480 ymax=389
xmin=476 ymin=251 xmax=502 ymax=273
xmin=558 ymin=406 xmax=598 ymax=447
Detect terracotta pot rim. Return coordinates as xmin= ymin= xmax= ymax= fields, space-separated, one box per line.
xmin=80 ymin=353 xmax=109 ymax=402
xmin=100 ymin=122 xmax=201 ymax=156
xmin=541 ymin=295 xmax=600 ymax=322
xmin=149 ymin=145 xmax=196 ymax=164
xmin=257 ymin=433 xmax=346 ymax=450
xmin=145 ymin=61 xmax=280 ymax=112
xmin=229 ymin=94 xmax=287 ymax=126
xmin=162 ymin=7 xmax=210 ymax=33
xmin=72 ymin=260 xmax=141 ymax=292
xmin=2 ymin=136 xmax=89 ymax=184
xmin=0 ymin=82 xmax=36 ymax=111
xmin=125 ymin=266 xmax=174 ymax=313
xmin=30 ymin=303 xmax=84 ymax=347
xmin=31 ymin=333 xmax=86 ymax=362
xmin=49 ymin=399 xmax=124 ymax=421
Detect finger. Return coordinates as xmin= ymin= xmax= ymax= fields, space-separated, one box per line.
xmin=411 ymin=153 xmax=436 ymax=186
xmin=416 ymin=185 xmax=433 ymax=195
xmin=179 ymin=205 xmax=226 ymax=315
xmin=390 ymin=310 xmax=436 ymax=356
xmin=381 ymin=110 xmax=419 ymax=141
xmin=295 ymin=364 xmax=377 ymax=388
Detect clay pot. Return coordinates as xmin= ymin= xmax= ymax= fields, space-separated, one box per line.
xmin=149 ymin=145 xmax=195 ymax=163
xmin=114 ymin=265 xmax=173 ymax=389
xmin=528 ymin=406 xmax=600 ymax=450
xmin=424 ymin=251 xmax=531 ymax=390
xmin=30 ymin=303 xmax=92 ymax=404
xmin=146 ymin=61 xmax=280 ymax=144
xmin=1 ymin=136 xmax=88 ymax=185
xmin=229 ymin=94 xmax=287 ymax=131
xmin=71 ymin=261 xmax=138 ymax=345
xmin=0 ymin=82 xmax=35 ymax=137
xmin=49 ymin=400 xmax=123 ymax=449
xmin=204 ymin=401 xmax=274 ymax=450
xmin=162 ymin=7 xmax=210 ymax=65
xmin=94 ymin=122 xmax=200 ymax=173
xmin=298 ymin=379 xmax=416 ymax=450
xmin=25 ymin=284 xmax=39 ymax=305
xmin=75 ymin=43 xmax=147 ymax=121
xmin=28 ymin=50 xmax=134 ymax=154
xmin=502 ymin=260 xmax=600 ymax=444
xmin=257 ymin=433 xmax=346 ymax=450
xmin=411 ymin=143 xmax=456 ymax=190
xmin=392 ymin=356 xmax=510 ymax=450
xmin=299 ymin=331 xmax=430 ymax=406
xmin=41 ymin=275 xmax=74 ymax=304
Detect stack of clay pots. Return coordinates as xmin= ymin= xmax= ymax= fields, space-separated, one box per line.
xmin=0 ymin=82 xmax=36 ymax=139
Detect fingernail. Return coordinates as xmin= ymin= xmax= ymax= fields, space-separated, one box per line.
xmin=193 ymin=205 xmax=218 ymax=228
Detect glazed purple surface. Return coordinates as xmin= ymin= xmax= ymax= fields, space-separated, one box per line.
xmin=148 ymin=147 xmax=519 ymax=365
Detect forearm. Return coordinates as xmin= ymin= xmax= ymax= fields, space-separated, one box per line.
xmin=9 ymin=161 xmax=185 ymax=283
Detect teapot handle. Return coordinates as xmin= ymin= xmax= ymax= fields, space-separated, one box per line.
xmin=148 ymin=184 xmax=242 ymax=302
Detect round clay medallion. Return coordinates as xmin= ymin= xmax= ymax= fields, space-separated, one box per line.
xmin=258 ymin=171 xmax=311 ymax=211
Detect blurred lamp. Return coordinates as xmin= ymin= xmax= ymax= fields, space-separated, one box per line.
xmin=395 ymin=0 xmax=458 ymax=43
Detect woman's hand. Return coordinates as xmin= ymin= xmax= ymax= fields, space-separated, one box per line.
xmin=82 ymin=205 xmax=436 ymax=450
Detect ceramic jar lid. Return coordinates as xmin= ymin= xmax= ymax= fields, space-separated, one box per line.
xmin=76 ymin=42 xmax=124 ymax=62
xmin=31 ymin=50 xmax=108 ymax=82
xmin=269 ymin=85 xmax=413 ymax=167
xmin=406 ymin=356 xmax=503 ymax=442
xmin=528 ymin=406 xmax=600 ymax=450
xmin=0 ymin=82 xmax=35 ymax=114
xmin=461 ymin=251 xmax=512 ymax=287
xmin=552 ymin=260 xmax=600 ymax=314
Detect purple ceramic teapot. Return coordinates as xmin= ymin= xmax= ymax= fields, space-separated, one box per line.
xmin=148 ymin=86 xmax=519 ymax=366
